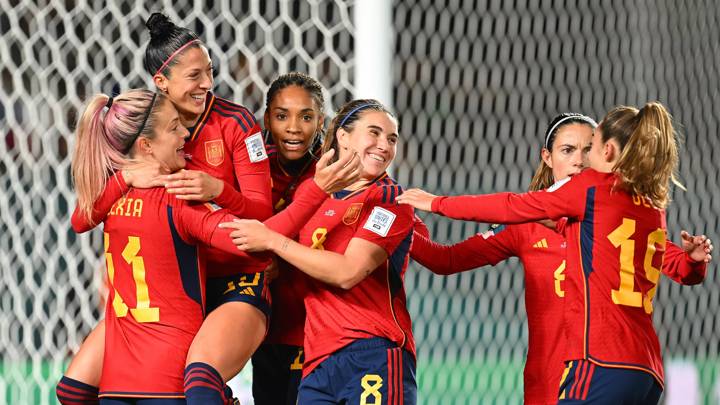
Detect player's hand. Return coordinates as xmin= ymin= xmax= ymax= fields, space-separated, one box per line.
xmin=396 ymin=188 xmax=437 ymax=212
xmin=121 ymin=160 xmax=168 ymax=188
xmin=680 ymin=230 xmax=713 ymax=263
xmin=312 ymin=149 xmax=363 ymax=194
xmin=162 ymin=169 xmax=224 ymax=201
xmin=219 ymin=219 xmax=279 ymax=252
xmin=264 ymin=260 xmax=280 ymax=284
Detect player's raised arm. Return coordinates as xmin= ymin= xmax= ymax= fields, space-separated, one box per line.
xmin=661 ymin=232 xmax=713 ymax=285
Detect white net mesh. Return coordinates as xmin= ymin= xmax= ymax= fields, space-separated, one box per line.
xmin=394 ymin=1 xmax=720 ymax=403
xmin=1 ymin=1 xmax=719 ymax=404
xmin=0 ymin=1 xmax=353 ymax=403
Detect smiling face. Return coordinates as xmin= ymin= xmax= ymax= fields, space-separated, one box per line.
xmin=141 ymin=100 xmax=190 ymax=172
xmin=337 ymin=110 xmax=399 ymax=180
xmin=154 ymin=46 xmax=213 ymax=127
xmin=542 ymin=122 xmax=593 ymax=181
xmin=264 ymin=85 xmax=324 ymax=163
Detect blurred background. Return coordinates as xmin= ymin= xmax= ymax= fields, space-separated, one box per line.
xmin=1 ymin=1 xmax=718 ymax=403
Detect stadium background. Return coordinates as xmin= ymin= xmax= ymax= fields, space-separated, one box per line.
xmin=1 ymin=1 xmax=718 ymax=403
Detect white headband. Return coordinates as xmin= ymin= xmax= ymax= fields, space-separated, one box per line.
xmin=544 ymin=115 xmax=598 ymax=149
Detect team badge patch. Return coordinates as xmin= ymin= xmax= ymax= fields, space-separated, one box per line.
xmin=245 ymin=132 xmax=268 ymax=163
xmin=363 ymin=206 xmax=396 ymax=237
xmin=205 ymin=140 xmax=224 ymax=166
xmin=342 ymin=203 xmax=363 ymax=225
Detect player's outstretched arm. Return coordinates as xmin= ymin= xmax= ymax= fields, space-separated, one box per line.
xmin=662 ymin=231 xmax=713 ymax=285
xmin=222 ymin=218 xmax=387 ymax=290
xmin=411 ymin=228 xmax=517 ymax=275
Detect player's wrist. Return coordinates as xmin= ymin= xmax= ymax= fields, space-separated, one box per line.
xmin=269 ymin=234 xmax=289 ymax=253
xmin=211 ymin=177 xmax=224 ymax=200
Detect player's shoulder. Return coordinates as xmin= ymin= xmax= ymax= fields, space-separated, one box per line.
xmin=210 ymin=95 xmax=259 ymax=134
xmin=367 ymin=175 xmax=405 ymax=205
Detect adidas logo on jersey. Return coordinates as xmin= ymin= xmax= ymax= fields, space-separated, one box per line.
xmin=533 ymin=239 xmax=548 ymax=248
xmin=324 ymin=209 xmax=336 ymax=217
xmin=239 ymin=287 xmax=256 ymax=296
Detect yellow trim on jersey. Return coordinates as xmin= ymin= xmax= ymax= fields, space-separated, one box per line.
xmin=558 ymin=361 xmax=572 ymax=400
xmin=385 ymin=263 xmax=407 ymax=349
xmin=189 ymin=94 xmax=216 ymax=142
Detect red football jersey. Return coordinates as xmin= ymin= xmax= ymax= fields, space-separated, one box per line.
xmin=71 ymin=94 xmax=273 ymax=277
xmin=184 ymin=94 xmax=272 ymax=276
xmin=265 ymin=145 xmax=317 ymax=346
xmin=431 ymin=169 xmax=673 ymax=387
xmin=413 ymin=219 xmax=705 ymax=404
xmin=413 ymin=222 xmax=567 ymax=404
xmin=98 ymin=187 xmax=237 ymax=398
xmin=300 ymin=174 xmax=416 ymax=376
xmin=97 ymin=179 xmax=328 ymax=397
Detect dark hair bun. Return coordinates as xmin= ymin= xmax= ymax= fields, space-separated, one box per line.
xmin=146 ymin=13 xmax=174 ymax=40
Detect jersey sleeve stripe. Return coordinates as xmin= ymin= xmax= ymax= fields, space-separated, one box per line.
xmin=214 ymin=99 xmax=258 ymax=129
xmin=166 ymin=206 xmax=204 ymax=315
xmin=211 ymin=107 xmax=249 ymax=132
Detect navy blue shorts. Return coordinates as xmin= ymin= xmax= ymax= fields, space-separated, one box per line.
xmin=558 ymin=359 xmax=662 ymax=404
xmin=298 ymin=337 xmax=416 ymax=405
xmin=205 ymin=272 xmax=271 ymax=320
xmin=99 ymin=399 xmax=185 ymax=405
xmin=251 ymin=343 xmax=304 ymax=405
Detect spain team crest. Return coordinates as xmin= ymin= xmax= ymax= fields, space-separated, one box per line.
xmin=342 ymin=203 xmax=363 ymax=225
xmin=205 ymin=140 xmax=224 ymax=166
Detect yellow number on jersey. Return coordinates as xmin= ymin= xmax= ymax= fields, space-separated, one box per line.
xmin=360 ymin=374 xmax=383 ymax=405
xmin=310 ymin=227 xmax=328 ymax=250
xmin=289 ymin=348 xmax=304 ymax=371
xmin=104 ymin=233 xmax=160 ymax=322
xmin=607 ymin=218 xmax=665 ymax=314
xmin=554 ymin=260 xmax=566 ymax=298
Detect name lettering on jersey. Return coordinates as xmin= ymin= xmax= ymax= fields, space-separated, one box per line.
xmin=547 ymin=177 xmax=571 ymax=192
xmin=108 ymin=197 xmax=143 ymax=218
xmin=342 ymin=203 xmax=363 ymax=225
xmin=363 ymin=207 xmax=396 ymax=237
xmin=632 ymin=194 xmax=653 ymax=208
xmin=205 ymin=139 xmax=225 ymax=166
xmin=245 ymin=132 xmax=268 ymax=163
xmin=532 ymin=238 xmax=548 ymax=248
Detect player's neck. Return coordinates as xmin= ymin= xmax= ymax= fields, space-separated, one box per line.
xmin=345 ymin=172 xmax=384 ymax=191
xmin=279 ymin=153 xmax=313 ymax=176
xmin=179 ymin=111 xmax=202 ymax=128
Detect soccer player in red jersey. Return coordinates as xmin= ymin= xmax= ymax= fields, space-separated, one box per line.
xmin=224 ymin=100 xmax=418 ymax=404
xmin=251 ymin=72 xmax=326 ymax=405
xmin=398 ymin=102 xmax=713 ymax=404
xmin=59 ymin=14 xmax=360 ymax=404
xmin=59 ymin=89 xmax=356 ymax=404
xmin=410 ymin=113 xmax=711 ymax=404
